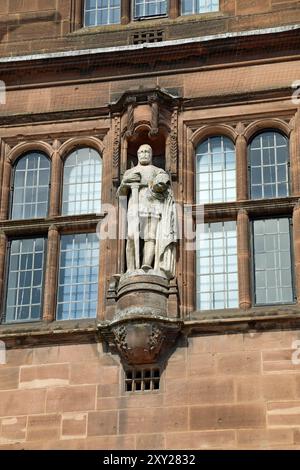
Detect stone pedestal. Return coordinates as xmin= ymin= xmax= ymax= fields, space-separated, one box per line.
xmin=101 ymin=273 xmax=181 ymax=365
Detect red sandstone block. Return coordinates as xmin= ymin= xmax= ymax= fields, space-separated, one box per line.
xmin=235 ymin=376 xmax=262 ymax=402
xmin=4 ymin=349 xmax=33 ymax=367
xmin=293 ymin=428 xmax=300 ymax=444
xmin=262 ymin=375 xmax=296 ymax=400
xmin=236 ymin=0 xmax=271 ymax=15
xmin=190 ymin=404 xmax=266 ymax=430
xmin=0 ymin=389 xmax=46 ymax=417
xmin=0 ymin=417 xmax=27 ymax=443
xmin=87 ymin=411 xmax=118 ymax=437
xmin=267 ymin=401 xmax=300 ymax=427
xmin=33 ymin=344 xmax=99 ymax=365
xmin=164 ymin=361 xmax=187 ymax=379
xmin=262 ymin=349 xmax=300 ymax=373
xmin=242 ymin=331 xmax=298 ymax=351
xmin=187 ymin=377 xmax=235 ymax=405
xmin=62 ymin=413 xmax=87 ymax=439
xmin=96 ymin=397 xmax=120 ymax=411
xmin=27 ymin=414 xmax=61 ymax=441
xmin=70 ymin=363 xmax=119 ymax=386
xmin=46 ymin=385 xmax=96 ymax=413
xmin=0 ymin=367 xmax=19 ymax=390
xmin=19 ymin=364 xmax=69 ymax=389
xmin=136 ymin=434 xmax=165 ymax=450
xmin=187 ymin=353 xmax=216 ymax=377
xmin=97 ymin=383 xmax=120 ymax=398
xmin=189 ymin=334 xmax=244 ymax=354
xmin=166 ymin=430 xmax=236 ymax=450
xmin=119 ymin=407 xmax=188 ymax=434
xmin=217 ymin=352 xmax=261 ymax=375
xmin=164 ymin=379 xmax=189 ymax=406
xmin=84 ymin=435 xmax=136 ymax=450
xmin=237 ymin=429 xmax=294 ymax=449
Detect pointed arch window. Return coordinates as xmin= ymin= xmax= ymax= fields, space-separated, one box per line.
xmin=62 ymin=147 xmax=102 ymax=216
xmin=11 ymin=152 xmax=50 ymax=220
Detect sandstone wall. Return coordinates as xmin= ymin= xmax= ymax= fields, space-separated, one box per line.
xmin=0 ymin=330 xmax=300 ymax=449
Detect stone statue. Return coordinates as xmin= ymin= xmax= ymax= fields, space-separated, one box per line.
xmin=118 ymin=144 xmax=177 ymax=279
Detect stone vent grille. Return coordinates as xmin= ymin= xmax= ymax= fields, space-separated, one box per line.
xmin=125 ymin=367 xmax=161 ymax=392
xmin=131 ymin=30 xmax=164 ymax=45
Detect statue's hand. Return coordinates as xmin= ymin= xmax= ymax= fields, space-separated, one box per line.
xmin=123 ymin=172 xmax=141 ymax=184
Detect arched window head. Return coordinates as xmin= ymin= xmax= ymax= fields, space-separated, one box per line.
xmin=249 ymin=131 xmax=289 ymax=200
xmin=62 ymin=147 xmax=102 ymax=216
xmin=196 ymin=136 xmax=236 ymax=204
xmin=11 ymin=152 xmax=50 ymax=220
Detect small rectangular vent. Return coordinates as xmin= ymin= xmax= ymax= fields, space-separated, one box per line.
xmin=131 ymin=30 xmax=164 ymax=45
xmin=125 ymin=367 xmax=161 ymax=392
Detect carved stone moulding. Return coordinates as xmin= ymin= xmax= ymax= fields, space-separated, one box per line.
xmin=101 ymin=317 xmax=182 ymax=365
xmin=116 ymin=274 xmax=169 ymax=320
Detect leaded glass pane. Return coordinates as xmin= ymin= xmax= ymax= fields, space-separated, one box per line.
xmin=57 ymin=233 xmax=99 ymax=320
xmin=11 ymin=153 xmax=50 ymax=220
xmin=253 ymin=218 xmax=294 ymax=305
xmin=5 ymin=238 xmax=46 ymax=323
xmin=62 ymin=148 xmax=102 ymax=216
xmin=249 ymin=131 xmax=289 ymax=200
xmin=134 ymin=0 xmax=167 ymax=17
xmin=182 ymin=0 xmax=219 ymax=15
xmin=196 ymin=221 xmax=238 ymax=310
xmin=196 ymin=136 xmax=236 ymax=204
xmin=84 ymin=0 xmax=120 ymax=26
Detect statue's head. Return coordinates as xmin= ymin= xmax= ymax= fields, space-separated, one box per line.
xmin=137 ymin=144 xmax=152 ymax=166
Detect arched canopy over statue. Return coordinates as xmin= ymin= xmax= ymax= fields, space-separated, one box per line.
xmin=118 ymin=144 xmax=177 ymax=280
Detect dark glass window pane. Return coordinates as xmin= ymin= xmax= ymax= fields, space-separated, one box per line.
xmin=4 ymin=238 xmax=46 ymax=323
xmin=253 ymin=218 xmax=294 ymax=305
xmin=84 ymin=0 xmax=120 ymax=25
xmin=249 ymin=132 xmax=289 ymax=200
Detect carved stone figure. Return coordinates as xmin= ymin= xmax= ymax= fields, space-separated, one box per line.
xmin=118 ymin=144 xmax=177 ymax=279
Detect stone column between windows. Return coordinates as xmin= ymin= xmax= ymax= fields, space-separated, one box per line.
xmin=70 ymin=0 xmax=84 ymax=32
xmin=43 ymin=225 xmax=59 ymax=322
xmin=121 ymin=0 xmax=130 ymax=24
xmin=49 ymin=140 xmax=62 ymax=218
xmin=169 ymin=0 xmax=180 ymax=19
xmin=236 ymin=133 xmax=248 ymax=201
xmin=290 ymin=111 xmax=300 ymax=196
xmin=0 ymin=231 xmax=7 ymax=313
xmin=0 ymin=157 xmax=12 ymax=221
xmin=293 ymin=201 xmax=300 ymax=303
xmin=237 ymin=208 xmax=251 ymax=310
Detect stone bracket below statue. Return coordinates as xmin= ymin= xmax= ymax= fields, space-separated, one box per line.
xmin=99 ymin=316 xmax=182 ymax=365
xmin=104 ymin=273 xmax=180 ymax=365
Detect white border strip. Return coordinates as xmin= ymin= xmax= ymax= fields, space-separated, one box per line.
xmin=1 ymin=23 xmax=300 ymax=63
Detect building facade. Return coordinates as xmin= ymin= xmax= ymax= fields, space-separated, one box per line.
xmin=0 ymin=0 xmax=300 ymax=449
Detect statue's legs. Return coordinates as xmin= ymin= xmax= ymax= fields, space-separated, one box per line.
xmin=126 ymin=237 xmax=136 ymax=272
xmin=141 ymin=216 xmax=159 ymax=270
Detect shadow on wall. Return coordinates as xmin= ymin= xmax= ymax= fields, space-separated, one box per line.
xmin=0 ymin=11 xmax=62 ymax=43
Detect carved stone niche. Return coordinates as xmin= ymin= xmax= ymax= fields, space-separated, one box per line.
xmin=109 ymin=87 xmax=181 ymax=181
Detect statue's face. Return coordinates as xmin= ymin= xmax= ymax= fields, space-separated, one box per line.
xmin=137 ymin=145 xmax=152 ymax=165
